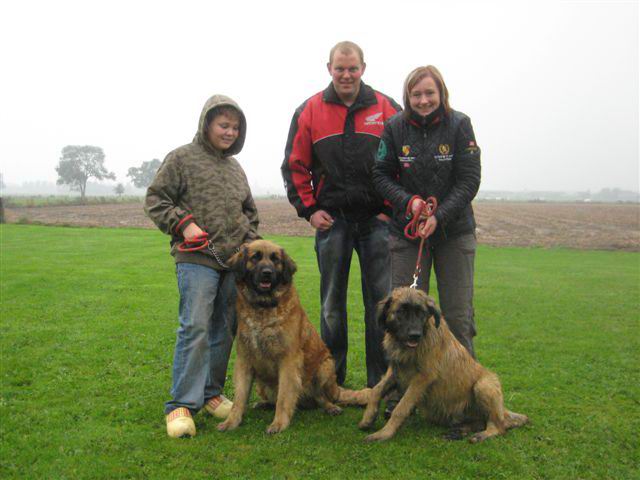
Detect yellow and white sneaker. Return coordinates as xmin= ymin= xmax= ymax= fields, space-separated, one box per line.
xmin=166 ymin=407 xmax=196 ymax=438
xmin=204 ymin=395 xmax=233 ymax=419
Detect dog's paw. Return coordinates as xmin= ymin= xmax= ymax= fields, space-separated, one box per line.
xmin=265 ymin=420 xmax=289 ymax=435
xmin=217 ymin=418 xmax=240 ymax=432
xmin=442 ymin=428 xmax=465 ymax=441
xmin=468 ymin=432 xmax=489 ymax=443
xmin=325 ymin=405 xmax=342 ymax=416
xmin=358 ymin=419 xmax=375 ymax=431
xmin=364 ymin=430 xmax=393 ymax=442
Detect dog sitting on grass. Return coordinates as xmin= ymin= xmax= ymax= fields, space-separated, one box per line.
xmin=217 ymin=240 xmax=370 ymax=435
xmin=359 ymin=287 xmax=529 ymax=442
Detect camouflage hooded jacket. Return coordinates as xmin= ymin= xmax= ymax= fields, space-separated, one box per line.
xmin=144 ymin=94 xmax=259 ymax=270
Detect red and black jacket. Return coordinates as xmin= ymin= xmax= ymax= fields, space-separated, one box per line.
xmin=281 ymin=82 xmax=401 ymax=221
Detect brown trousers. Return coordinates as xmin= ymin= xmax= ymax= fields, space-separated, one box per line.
xmin=389 ymin=233 xmax=477 ymax=358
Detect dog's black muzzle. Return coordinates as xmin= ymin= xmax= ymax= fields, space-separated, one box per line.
xmin=408 ymin=332 xmax=422 ymax=343
xmin=254 ymin=264 xmax=277 ymax=293
xmin=259 ymin=267 xmax=274 ymax=282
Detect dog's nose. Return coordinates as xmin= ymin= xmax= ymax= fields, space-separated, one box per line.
xmin=260 ymin=268 xmax=274 ymax=280
xmin=408 ymin=333 xmax=422 ymax=342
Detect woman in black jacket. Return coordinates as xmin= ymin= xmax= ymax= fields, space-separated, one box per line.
xmin=373 ymin=65 xmax=481 ymax=357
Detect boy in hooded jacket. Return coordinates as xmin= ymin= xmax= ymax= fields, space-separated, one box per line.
xmin=145 ymin=94 xmax=259 ymax=438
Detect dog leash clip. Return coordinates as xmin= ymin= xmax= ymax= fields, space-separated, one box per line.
xmin=410 ymin=271 xmax=420 ymax=289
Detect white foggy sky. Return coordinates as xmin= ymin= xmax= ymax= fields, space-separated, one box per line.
xmin=1 ymin=0 xmax=638 ymax=193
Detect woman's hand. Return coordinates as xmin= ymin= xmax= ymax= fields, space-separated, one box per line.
xmin=411 ymin=197 xmax=427 ymax=218
xmin=419 ymin=216 xmax=438 ymax=239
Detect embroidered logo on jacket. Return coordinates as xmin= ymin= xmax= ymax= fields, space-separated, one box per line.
xmin=376 ymin=140 xmax=388 ymax=160
xmin=465 ymin=141 xmax=480 ymax=155
xmin=435 ymin=143 xmax=453 ymax=162
xmin=399 ymin=145 xmax=415 ymax=165
xmin=364 ymin=112 xmax=384 ymax=125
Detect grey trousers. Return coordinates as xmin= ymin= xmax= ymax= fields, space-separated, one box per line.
xmin=389 ymin=233 xmax=477 ymax=358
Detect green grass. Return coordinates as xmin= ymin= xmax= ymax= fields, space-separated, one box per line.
xmin=1 ymin=225 xmax=638 ymax=479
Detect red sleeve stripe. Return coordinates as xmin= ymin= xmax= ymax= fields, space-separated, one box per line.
xmin=313 ymin=132 xmax=342 ymax=144
xmin=354 ymin=131 xmax=382 ymax=138
xmin=287 ymin=101 xmax=316 ymax=209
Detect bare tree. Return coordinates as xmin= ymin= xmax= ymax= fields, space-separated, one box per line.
xmin=56 ymin=145 xmax=116 ymax=202
xmin=114 ymin=183 xmax=125 ymax=197
xmin=127 ymin=158 xmax=161 ymax=189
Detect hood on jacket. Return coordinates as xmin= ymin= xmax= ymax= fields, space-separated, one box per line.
xmin=195 ymin=94 xmax=247 ymax=156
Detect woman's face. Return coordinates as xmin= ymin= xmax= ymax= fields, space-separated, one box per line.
xmin=408 ymin=76 xmax=441 ymax=117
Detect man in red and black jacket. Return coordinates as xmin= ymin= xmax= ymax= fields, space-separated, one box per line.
xmin=281 ymin=41 xmax=401 ymax=388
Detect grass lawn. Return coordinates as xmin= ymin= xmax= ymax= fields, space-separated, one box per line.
xmin=1 ymin=225 xmax=638 ymax=479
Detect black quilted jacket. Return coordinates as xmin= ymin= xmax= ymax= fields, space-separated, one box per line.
xmin=372 ymin=107 xmax=481 ymax=244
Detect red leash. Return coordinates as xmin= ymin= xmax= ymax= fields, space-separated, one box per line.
xmin=404 ymin=196 xmax=438 ymax=289
xmin=176 ymin=231 xmax=235 ymax=269
xmin=177 ymin=232 xmax=209 ymax=252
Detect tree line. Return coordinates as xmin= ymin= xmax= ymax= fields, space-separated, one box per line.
xmin=55 ymin=145 xmax=161 ymax=201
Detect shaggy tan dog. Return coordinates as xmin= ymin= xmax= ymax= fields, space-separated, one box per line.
xmin=359 ymin=287 xmax=528 ymax=442
xmin=217 ymin=240 xmax=369 ymax=434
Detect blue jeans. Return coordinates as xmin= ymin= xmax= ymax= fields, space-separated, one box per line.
xmin=315 ymin=216 xmax=390 ymax=387
xmin=165 ymin=263 xmax=235 ymax=415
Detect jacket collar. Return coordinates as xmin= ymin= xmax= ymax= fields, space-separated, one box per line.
xmin=323 ymin=81 xmax=377 ymax=109
xmin=408 ymin=105 xmax=445 ymax=129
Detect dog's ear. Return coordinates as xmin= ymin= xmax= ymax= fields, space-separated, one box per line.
xmin=376 ymin=296 xmax=393 ymax=329
xmin=281 ymin=248 xmax=297 ymax=284
xmin=228 ymin=244 xmax=248 ymax=278
xmin=426 ymin=296 xmax=441 ymax=329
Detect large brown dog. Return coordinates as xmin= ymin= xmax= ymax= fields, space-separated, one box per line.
xmin=217 ymin=239 xmax=369 ymax=434
xmin=359 ymin=287 xmax=528 ymax=443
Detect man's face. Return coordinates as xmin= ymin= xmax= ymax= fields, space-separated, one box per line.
xmin=207 ymin=112 xmax=240 ymax=151
xmin=327 ymin=50 xmax=366 ymax=103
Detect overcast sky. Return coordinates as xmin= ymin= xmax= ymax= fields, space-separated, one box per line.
xmin=1 ymin=0 xmax=638 ymax=194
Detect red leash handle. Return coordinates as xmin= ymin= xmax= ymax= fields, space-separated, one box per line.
xmin=404 ymin=196 xmax=438 ymax=240
xmin=404 ymin=196 xmax=438 ymax=289
xmin=177 ymin=232 xmax=209 ymax=252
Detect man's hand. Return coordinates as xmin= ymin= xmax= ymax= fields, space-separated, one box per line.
xmin=310 ymin=210 xmax=334 ymax=231
xmin=183 ymin=222 xmax=206 ymax=241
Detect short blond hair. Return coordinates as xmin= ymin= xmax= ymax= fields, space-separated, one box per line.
xmin=329 ymin=41 xmax=364 ymax=65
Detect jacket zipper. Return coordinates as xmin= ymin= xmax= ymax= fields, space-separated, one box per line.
xmin=422 ymin=128 xmax=447 ymax=240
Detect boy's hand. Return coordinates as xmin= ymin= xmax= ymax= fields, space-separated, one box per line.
xmin=183 ymin=223 xmax=206 ymax=241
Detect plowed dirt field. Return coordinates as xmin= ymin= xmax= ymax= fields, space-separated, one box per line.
xmin=5 ymin=199 xmax=639 ymax=251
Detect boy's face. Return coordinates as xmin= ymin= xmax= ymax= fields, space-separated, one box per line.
xmin=207 ymin=112 xmax=240 ymax=151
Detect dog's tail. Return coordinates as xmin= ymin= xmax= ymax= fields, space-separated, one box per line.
xmin=337 ymin=387 xmax=371 ymax=406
